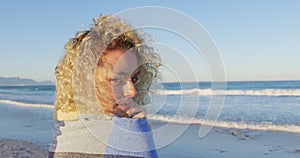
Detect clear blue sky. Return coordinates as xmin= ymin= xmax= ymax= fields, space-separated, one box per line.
xmin=0 ymin=0 xmax=299 ymax=82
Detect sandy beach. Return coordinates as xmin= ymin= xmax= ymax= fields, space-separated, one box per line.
xmin=1 ymin=125 xmax=300 ymax=158
xmin=1 ymin=102 xmax=300 ymax=158
xmin=0 ymin=139 xmax=47 ymax=158
xmin=156 ymin=123 xmax=300 ymax=158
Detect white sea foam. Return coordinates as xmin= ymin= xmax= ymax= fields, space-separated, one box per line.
xmin=148 ymin=115 xmax=300 ymax=134
xmin=2 ymin=98 xmax=299 ymax=134
xmin=0 ymin=100 xmax=54 ymax=109
xmin=156 ymin=88 xmax=300 ymax=96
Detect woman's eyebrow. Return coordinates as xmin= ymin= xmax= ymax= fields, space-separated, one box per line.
xmin=114 ymin=68 xmax=139 ymax=77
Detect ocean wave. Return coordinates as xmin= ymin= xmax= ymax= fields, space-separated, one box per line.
xmin=148 ymin=115 xmax=300 ymax=134
xmin=156 ymin=88 xmax=300 ymax=96
xmin=0 ymin=100 xmax=54 ymax=109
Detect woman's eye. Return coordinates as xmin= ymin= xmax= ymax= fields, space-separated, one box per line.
xmin=131 ymin=76 xmax=140 ymax=84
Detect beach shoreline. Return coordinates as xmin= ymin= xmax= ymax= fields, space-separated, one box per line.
xmin=1 ymin=101 xmax=300 ymax=158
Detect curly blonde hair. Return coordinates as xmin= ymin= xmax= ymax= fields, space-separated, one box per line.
xmin=54 ymin=15 xmax=160 ymax=120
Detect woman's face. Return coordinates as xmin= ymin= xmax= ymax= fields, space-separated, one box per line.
xmin=95 ymin=49 xmax=139 ymax=114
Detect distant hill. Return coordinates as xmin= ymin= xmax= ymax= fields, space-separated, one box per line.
xmin=0 ymin=77 xmax=54 ymax=86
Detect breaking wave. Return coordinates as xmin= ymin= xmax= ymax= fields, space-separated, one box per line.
xmin=2 ymin=98 xmax=300 ymax=134
xmin=0 ymin=100 xmax=54 ymax=109
xmin=148 ymin=115 xmax=300 ymax=134
xmin=156 ymin=88 xmax=300 ymax=96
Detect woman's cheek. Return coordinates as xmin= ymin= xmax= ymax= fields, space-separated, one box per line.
xmin=112 ymin=83 xmax=124 ymax=99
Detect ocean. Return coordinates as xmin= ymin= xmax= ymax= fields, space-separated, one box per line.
xmin=0 ymin=80 xmax=300 ymax=137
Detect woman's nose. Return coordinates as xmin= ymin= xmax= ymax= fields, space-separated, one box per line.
xmin=123 ymin=80 xmax=136 ymax=98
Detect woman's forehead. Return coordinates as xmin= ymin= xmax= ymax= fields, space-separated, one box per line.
xmin=101 ymin=49 xmax=138 ymax=75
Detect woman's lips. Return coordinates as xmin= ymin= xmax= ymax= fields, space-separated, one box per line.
xmin=117 ymin=103 xmax=130 ymax=111
xmin=117 ymin=103 xmax=144 ymax=118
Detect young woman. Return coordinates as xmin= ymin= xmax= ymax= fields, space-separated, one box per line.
xmin=49 ymin=15 xmax=160 ymax=158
